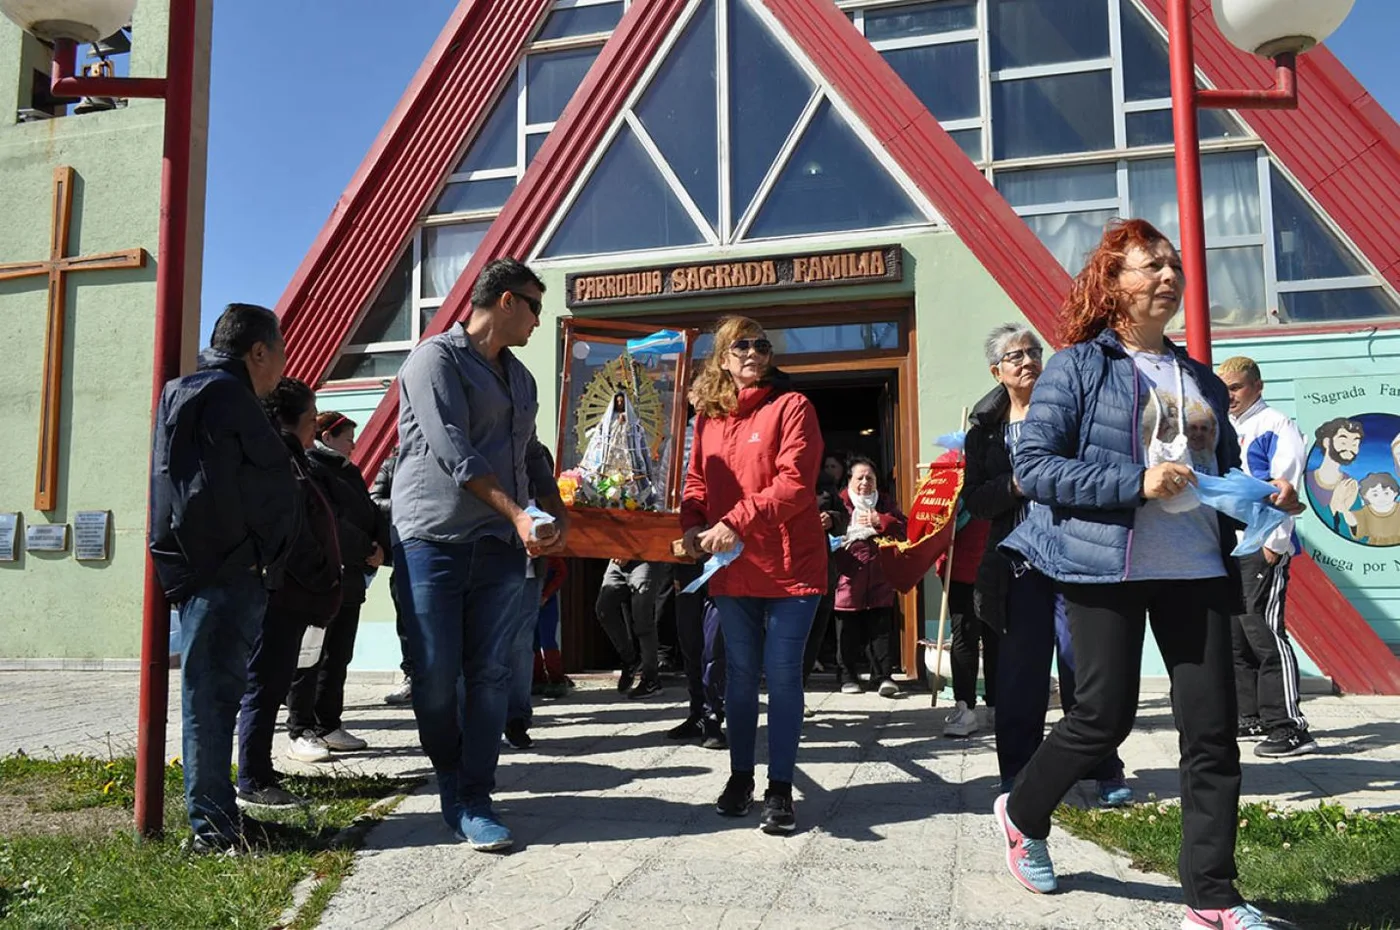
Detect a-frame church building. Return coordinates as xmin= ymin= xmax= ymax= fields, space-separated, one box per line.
xmin=275 ymin=0 xmax=1400 ymax=692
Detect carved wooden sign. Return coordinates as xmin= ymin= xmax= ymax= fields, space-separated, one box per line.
xmin=565 ymin=245 xmax=902 ymax=308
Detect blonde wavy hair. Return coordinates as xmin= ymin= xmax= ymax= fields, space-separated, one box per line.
xmin=690 ymin=315 xmax=770 ymax=419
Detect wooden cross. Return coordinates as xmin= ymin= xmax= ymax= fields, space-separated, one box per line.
xmin=0 ymin=166 xmax=145 ymax=511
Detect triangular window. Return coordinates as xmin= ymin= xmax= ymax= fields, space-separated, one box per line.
xmin=745 ymin=100 xmax=924 ymax=239
xmin=1270 ymin=167 xmax=1368 ymax=281
xmin=537 ymin=0 xmax=936 ymax=258
xmin=542 ymin=124 xmax=708 ymax=257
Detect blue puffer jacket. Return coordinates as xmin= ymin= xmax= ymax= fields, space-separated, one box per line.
xmin=1001 ymin=329 xmax=1243 ymax=592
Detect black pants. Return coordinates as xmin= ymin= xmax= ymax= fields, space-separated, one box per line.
xmin=675 ymin=562 xmax=725 ymax=719
xmin=237 ymin=606 xmax=308 ymax=791
xmin=1007 ymin=578 xmax=1242 ymax=911
xmin=949 ymin=580 xmax=999 ymax=708
xmin=288 ymin=601 xmax=362 ymax=739
xmin=1232 ymin=551 xmax=1306 ymax=733
xmin=835 ymin=607 xmax=893 ymax=683
xmin=391 ymin=570 xmax=413 ymax=677
xmin=995 ymin=570 xmax=1121 ymax=784
xmin=802 ymin=591 xmax=836 ymax=686
xmin=596 ymin=561 xmax=673 ymax=676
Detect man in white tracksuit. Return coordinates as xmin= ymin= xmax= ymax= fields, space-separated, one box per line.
xmin=1218 ymin=356 xmax=1318 ymax=758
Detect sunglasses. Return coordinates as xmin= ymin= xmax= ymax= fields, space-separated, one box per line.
xmin=509 ymin=291 xmax=542 ymax=318
xmin=1000 ymin=346 xmax=1044 ymax=366
xmin=730 ymin=338 xmax=773 ymax=356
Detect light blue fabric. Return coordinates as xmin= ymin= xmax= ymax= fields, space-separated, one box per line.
xmin=682 ymin=543 xmax=744 ymax=594
xmin=1196 ymin=470 xmax=1290 ymax=556
xmin=935 ymin=430 xmax=967 ymax=451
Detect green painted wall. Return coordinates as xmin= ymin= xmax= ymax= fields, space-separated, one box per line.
xmin=0 ymin=2 xmax=210 ymax=661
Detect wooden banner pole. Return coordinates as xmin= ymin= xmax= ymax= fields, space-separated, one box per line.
xmin=929 ymin=406 xmax=969 ymax=708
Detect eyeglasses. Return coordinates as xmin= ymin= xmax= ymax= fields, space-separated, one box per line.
xmin=730 ymin=338 xmax=773 ymax=356
xmin=509 ymin=291 xmax=542 ymax=318
xmin=999 ymin=346 xmax=1044 ymax=366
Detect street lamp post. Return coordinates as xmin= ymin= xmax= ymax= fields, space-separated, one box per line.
xmin=0 ymin=0 xmax=199 ymax=838
xmin=1169 ymin=0 xmax=1355 ymax=366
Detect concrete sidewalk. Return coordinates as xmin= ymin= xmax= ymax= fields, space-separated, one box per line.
xmin=2 ymin=671 xmax=1398 ymax=929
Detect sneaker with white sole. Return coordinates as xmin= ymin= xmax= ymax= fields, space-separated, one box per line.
xmin=236 ymin=784 xmax=308 ymax=811
xmin=994 ymin=793 xmax=1057 ymax=894
xmin=384 ymin=677 xmax=412 ymax=706
xmin=840 ymin=681 xmax=862 ymax=695
xmin=1182 ymin=903 xmax=1285 ymax=929
xmin=943 ymin=700 xmax=980 ymax=738
xmin=877 ymin=678 xmax=900 ymax=698
xmin=322 ymin=728 xmax=368 ymax=752
xmin=286 ymin=734 xmax=332 ymax=763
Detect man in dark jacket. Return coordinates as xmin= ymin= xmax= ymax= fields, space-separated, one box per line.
xmin=148 ymin=303 xmax=297 ymax=851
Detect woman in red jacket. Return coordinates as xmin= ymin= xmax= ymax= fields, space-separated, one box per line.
xmin=833 ymin=456 xmax=908 ymax=698
xmin=682 ymin=315 xmax=826 ymax=836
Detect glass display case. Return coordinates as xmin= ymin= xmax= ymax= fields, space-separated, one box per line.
xmin=555 ymin=318 xmax=698 ymax=562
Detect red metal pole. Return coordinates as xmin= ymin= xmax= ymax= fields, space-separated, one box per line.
xmin=50 ymin=38 xmax=168 ymax=99
xmin=1198 ymin=53 xmax=1297 ymax=109
xmin=135 ymin=0 xmax=198 ymax=839
xmin=1168 ymin=0 xmax=1212 ymax=366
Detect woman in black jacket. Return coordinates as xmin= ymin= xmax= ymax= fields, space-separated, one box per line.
xmin=236 ymin=377 xmax=342 ymax=809
xmin=285 ymin=412 xmax=389 ymax=761
xmin=800 ymin=459 xmax=850 ymax=716
xmin=964 ymin=323 xmax=1130 ymax=806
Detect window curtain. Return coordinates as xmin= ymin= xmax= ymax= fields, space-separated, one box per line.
xmin=1127 ymin=152 xmax=1260 ymax=243
xmin=1024 ymin=210 xmax=1116 ymax=272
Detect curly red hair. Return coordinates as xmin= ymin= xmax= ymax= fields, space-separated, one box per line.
xmin=1059 ymin=218 xmax=1175 ymax=346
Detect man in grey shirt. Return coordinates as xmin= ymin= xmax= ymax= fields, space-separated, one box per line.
xmin=390 ymin=258 xmax=568 ymax=852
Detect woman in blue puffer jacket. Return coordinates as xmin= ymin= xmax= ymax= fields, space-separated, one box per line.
xmin=991 ymin=220 xmax=1302 ymax=930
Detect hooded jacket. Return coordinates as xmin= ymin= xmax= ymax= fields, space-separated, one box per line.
xmin=833 ymin=489 xmax=907 ymax=611
xmin=308 ymin=441 xmax=392 ymax=603
xmin=681 ymin=371 xmax=827 ymax=599
xmin=148 ymin=349 xmax=297 ymax=602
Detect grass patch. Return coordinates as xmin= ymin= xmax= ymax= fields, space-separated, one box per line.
xmin=0 ymin=751 xmax=417 ymax=929
xmin=1056 ymin=798 xmax=1400 ymax=930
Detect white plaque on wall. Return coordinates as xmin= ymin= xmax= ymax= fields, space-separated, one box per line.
xmin=0 ymin=513 xmax=18 ymax=562
xmin=26 ymin=524 xmax=69 ymax=553
xmin=74 ymin=510 xmax=112 ymax=562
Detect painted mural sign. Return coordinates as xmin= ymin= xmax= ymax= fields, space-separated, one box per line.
xmin=1295 ymin=375 xmax=1400 ymax=585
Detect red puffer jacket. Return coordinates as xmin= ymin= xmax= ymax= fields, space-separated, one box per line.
xmin=833 ymin=490 xmax=907 ymax=611
xmin=680 ymin=374 xmax=826 ymax=599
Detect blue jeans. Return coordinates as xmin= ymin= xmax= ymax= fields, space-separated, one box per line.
xmin=508 ymin=574 xmax=543 ymax=726
xmin=394 ymin=536 xmax=526 ymax=810
xmin=714 ymin=595 xmax=818 ymax=784
xmin=179 ymin=573 xmax=267 ymax=842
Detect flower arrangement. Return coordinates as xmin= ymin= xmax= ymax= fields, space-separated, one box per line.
xmin=564 ymin=467 xmax=660 ymax=512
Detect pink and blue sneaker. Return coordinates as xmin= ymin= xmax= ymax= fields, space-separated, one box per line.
xmin=994 ymin=793 xmax=1057 ymax=894
xmin=1182 ymin=903 xmax=1286 ymax=929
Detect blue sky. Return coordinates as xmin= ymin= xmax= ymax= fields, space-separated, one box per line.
xmin=197 ymin=1 xmax=1400 ymax=345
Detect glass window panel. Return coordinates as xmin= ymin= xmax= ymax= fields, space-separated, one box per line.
xmin=996 ymin=163 xmax=1117 ymax=207
xmin=1125 ymin=108 xmax=1249 ymax=147
xmin=526 ymin=132 xmax=549 ymax=167
xmin=421 ymin=221 xmax=492 ymax=300
xmin=730 ymin=0 xmax=816 ymax=220
xmin=543 ymin=124 xmax=706 ymax=257
xmin=1270 ymin=167 xmax=1367 ymax=281
xmin=1120 ymin=0 xmax=1171 ymax=101
xmin=348 ymin=250 xmax=413 ymax=345
xmin=636 ymin=0 xmax=719 ymax=227
xmin=1279 ymin=287 xmax=1400 ymax=325
xmin=992 ymin=71 xmax=1114 ymax=160
xmin=746 ymin=100 xmax=925 ymax=239
xmin=536 ymin=1 xmax=623 ymax=40
xmin=947 ymin=127 xmax=983 ymax=162
xmin=865 ymin=0 xmax=977 ymax=40
xmin=693 ymin=321 xmax=900 ymax=358
xmin=431 ymin=177 xmax=516 ymax=215
xmin=526 ymin=47 xmax=599 ymax=124
xmin=456 ymin=91 xmax=517 ymax=173
xmin=1127 ymin=150 xmax=1261 ymax=243
xmin=1205 ymin=246 xmax=1267 ymax=327
xmin=989 ymin=0 xmax=1109 ymax=69
xmin=1022 ymin=209 xmax=1118 ymax=272
xmin=328 ymin=350 xmax=410 ymax=382
xmin=881 ymin=41 xmax=979 ymax=122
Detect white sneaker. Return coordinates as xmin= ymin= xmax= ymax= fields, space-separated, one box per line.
xmin=840 ymin=681 xmax=863 ymax=695
xmin=877 ymin=678 xmax=900 ymax=698
xmin=322 ymin=728 xmax=368 ymax=752
xmin=286 ymin=734 xmax=332 ymax=763
xmin=384 ymin=677 xmax=412 ymax=706
xmin=943 ymin=700 xmax=980 ymax=737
